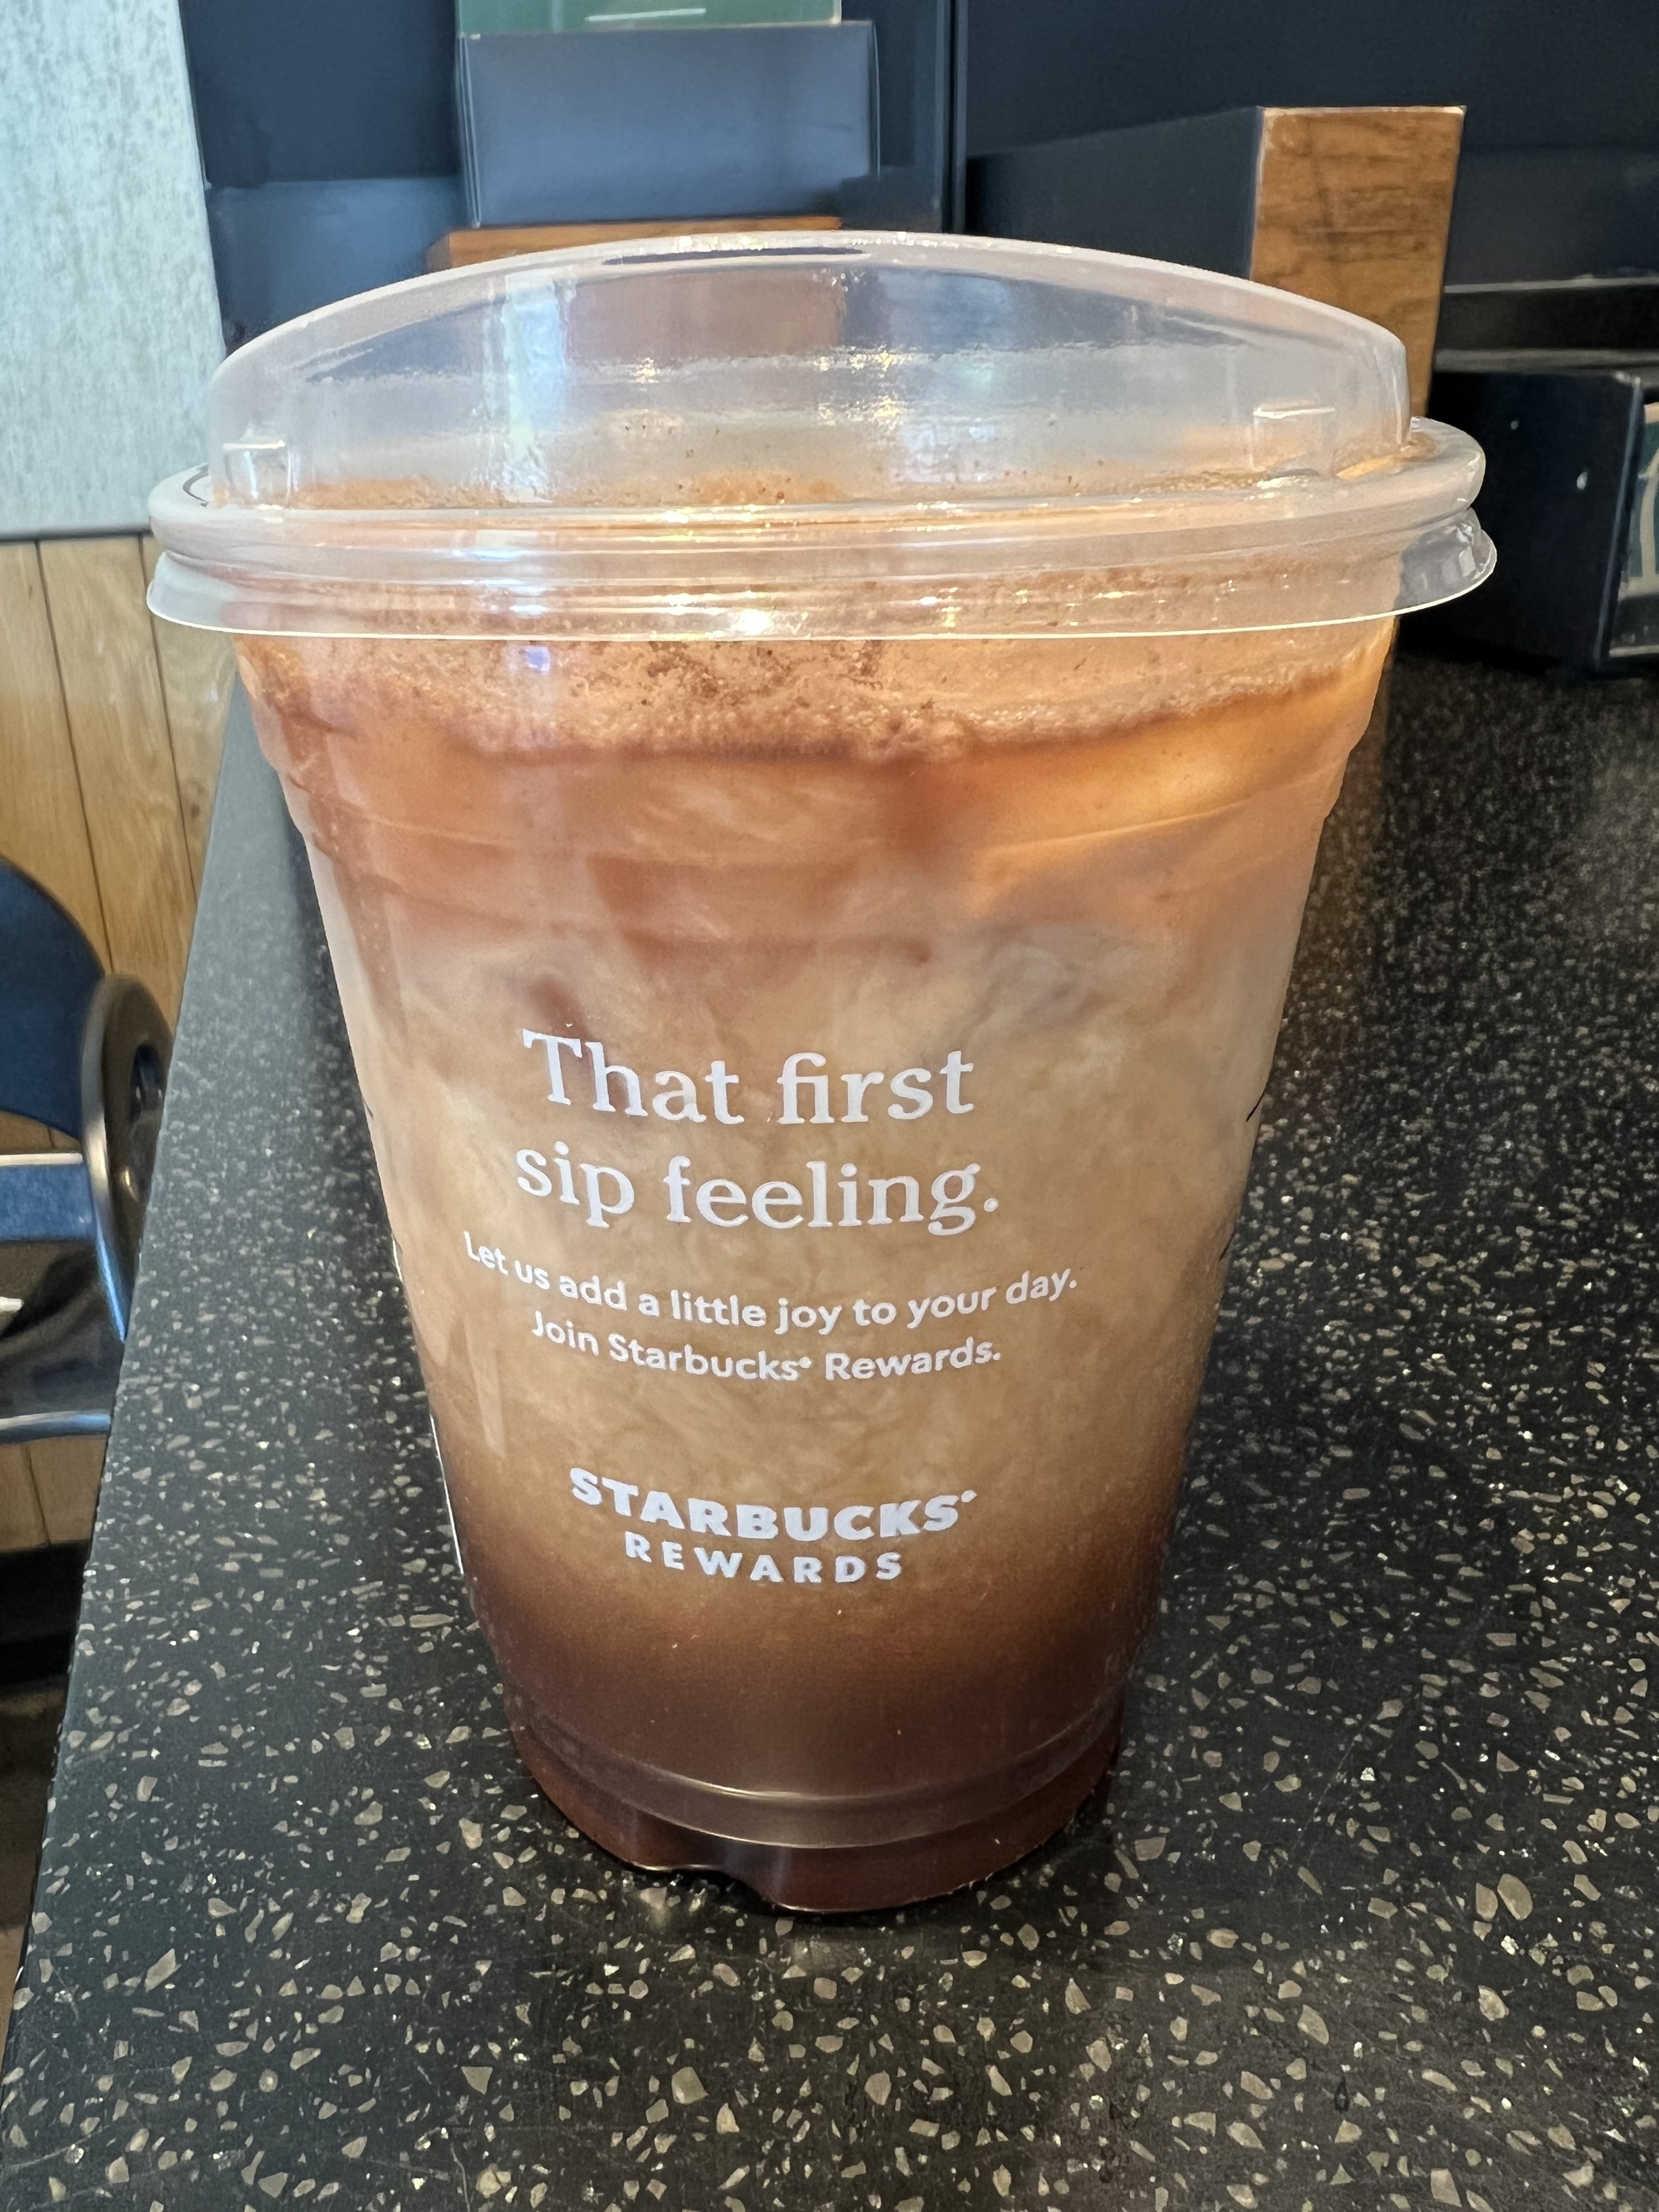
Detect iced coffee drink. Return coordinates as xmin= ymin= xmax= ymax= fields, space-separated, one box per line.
xmin=150 ymin=234 xmax=1490 ymax=1907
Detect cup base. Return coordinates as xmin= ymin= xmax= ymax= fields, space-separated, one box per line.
xmin=505 ymin=1697 xmax=1125 ymax=1912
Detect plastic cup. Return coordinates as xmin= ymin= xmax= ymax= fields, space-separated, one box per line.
xmin=150 ymin=235 xmax=1489 ymax=1910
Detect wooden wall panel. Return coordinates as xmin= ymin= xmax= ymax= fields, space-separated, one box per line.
xmin=0 ymin=1448 xmax=48 ymax=1552
xmin=0 ymin=541 xmax=111 ymax=964
xmin=141 ymin=535 xmax=235 ymax=892
xmin=0 ymin=1440 xmax=104 ymax=1554
xmin=2 ymin=529 xmax=223 ymax=1555
xmin=30 ymin=1436 xmax=106 ymax=1547
xmin=38 ymin=534 xmax=197 ymax=1022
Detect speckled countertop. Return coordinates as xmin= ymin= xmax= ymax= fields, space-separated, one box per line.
xmin=3 ymin=648 xmax=1658 ymax=2211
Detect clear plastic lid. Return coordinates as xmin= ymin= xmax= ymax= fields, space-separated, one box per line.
xmin=148 ymin=232 xmax=1491 ymax=640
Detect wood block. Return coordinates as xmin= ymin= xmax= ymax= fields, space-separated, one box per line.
xmin=430 ymin=212 xmax=841 ymax=270
xmin=0 ymin=542 xmax=109 ymax=966
xmin=969 ymin=106 xmax=1462 ymax=421
xmin=0 ymin=1447 xmax=46 ymax=1553
xmin=142 ymin=536 xmax=235 ymax=893
xmin=39 ymin=536 xmax=196 ymax=1024
xmin=29 ymin=1436 xmax=105 ymax=1548
xmin=1251 ymin=107 xmax=1464 ymax=418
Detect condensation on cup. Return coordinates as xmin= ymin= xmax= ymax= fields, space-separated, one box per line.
xmin=150 ymin=236 xmax=1491 ymax=1910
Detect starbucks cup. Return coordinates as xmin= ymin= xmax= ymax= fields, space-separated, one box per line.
xmin=150 ymin=235 xmax=1489 ymax=1910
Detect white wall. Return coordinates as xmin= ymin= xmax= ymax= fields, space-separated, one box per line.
xmin=0 ymin=0 xmax=223 ymax=535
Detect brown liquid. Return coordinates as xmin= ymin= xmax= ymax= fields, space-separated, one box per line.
xmin=240 ymin=619 xmax=1390 ymax=1908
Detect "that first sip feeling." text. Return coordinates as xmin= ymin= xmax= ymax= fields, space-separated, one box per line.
xmin=509 ymin=1030 xmax=997 ymax=1237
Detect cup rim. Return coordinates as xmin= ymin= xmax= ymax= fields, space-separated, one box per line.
xmin=149 ymin=231 xmax=1494 ymax=638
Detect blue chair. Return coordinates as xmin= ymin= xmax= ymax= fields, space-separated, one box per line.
xmin=0 ymin=861 xmax=172 ymax=1446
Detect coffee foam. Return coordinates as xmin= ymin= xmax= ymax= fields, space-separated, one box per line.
xmin=246 ymin=615 xmax=1380 ymax=747
xmin=242 ymin=466 xmax=1396 ymax=765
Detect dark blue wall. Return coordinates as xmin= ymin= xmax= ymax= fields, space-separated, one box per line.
xmin=180 ymin=0 xmax=1659 ymax=340
xmin=179 ymin=0 xmax=458 ymax=185
xmin=962 ymin=0 xmax=1659 ymax=283
xmin=964 ymin=0 xmax=1659 ymax=156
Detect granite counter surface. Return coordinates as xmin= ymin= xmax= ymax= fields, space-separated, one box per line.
xmin=3 ymin=648 xmax=1657 ymax=2210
